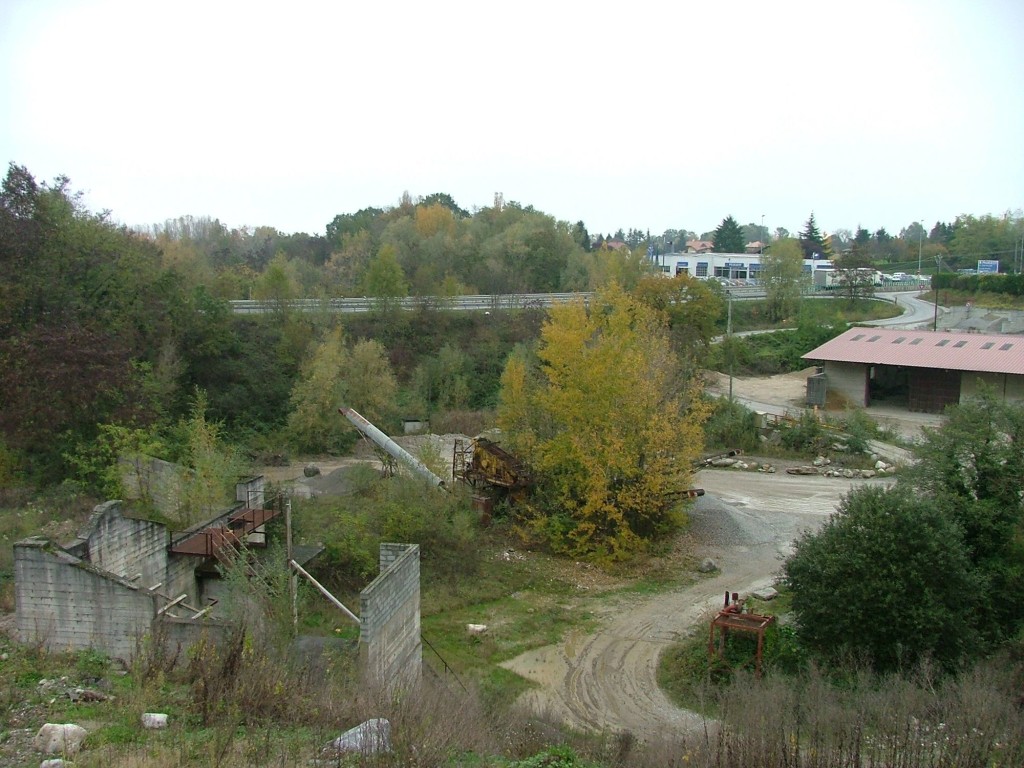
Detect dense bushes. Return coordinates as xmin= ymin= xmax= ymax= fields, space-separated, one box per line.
xmin=933 ymin=271 xmax=1024 ymax=295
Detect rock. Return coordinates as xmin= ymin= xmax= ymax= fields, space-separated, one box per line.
xmin=466 ymin=624 xmax=488 ymax=636
xmin=758 ymin=434 xmax=769 ymax=443
xmin=842 ymin=469 xmax=855 ymax=478
xmin=869 ymin=453 xmax=879 ymax=462
xmin=812 ymin=456 xmax=829 ymax=467
xmin=711 ymin=458 xmax=737 ymax=467
xmin=141 ymin=713 xmax=168 ymax=729
xmin=41 ymin=760 xmax=71 ymax=768
xmin=303 ymin=464 xmax=321 ymax=477
xmin=832 ymin=443 xmax=848 ymax=452
xmin=861 ymin=469 xmax=876 ymax=479
xmin=698 ymin=558 xmax=718 ymax=573
xmin=34 ymin=724 xmax=87 ymax=756
xmin=875 ymin=460 xmax=886 ymax=470
xmin=734 ymin=461 xmax=748 ymax=470
xmin=786 ymin=466 xmax=819 ymax=475
xmin=322 ymin=718 xmax=392 ymax=756
xmin=752 ymin=587 xmax=778 ymax=601
xmin=68 ymin=688 xmax=109 ymax=703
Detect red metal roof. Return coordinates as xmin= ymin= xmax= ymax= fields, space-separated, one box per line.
xmin=803 ymin=328 xmax=1024 ymax=375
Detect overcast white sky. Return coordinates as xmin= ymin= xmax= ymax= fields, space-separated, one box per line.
xmin=1 ymin=0 xmax=1022 ymax=240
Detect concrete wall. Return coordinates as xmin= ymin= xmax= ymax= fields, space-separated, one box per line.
xmin=359 ymin=543 xmax=421 ymax=691
xmin=960 ymin=372 xmax=1024 ymax=403
xmin=120 ymin=455 xmax=186 ymax=517
xmin=824 ymin=361 xmax=868 ymax=406
xmin=75 ymin=501 xmax=169 ymax=591
xmin=15 ymin=538 xmax=156 ymax=660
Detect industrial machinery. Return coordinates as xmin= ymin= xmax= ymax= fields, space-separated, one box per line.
xmin=452 ymin=436 xmax=532 ymax=500
xmin=340 ymin=407 xmax=448 ymax=491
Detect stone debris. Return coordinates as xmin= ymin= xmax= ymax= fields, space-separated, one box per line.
xmin=141 ymin=712 xmax=168 ymax=729
xmin=752 ymin=587 xmax=778 ymax=601
xmin=320 ymin=718 xmax=392 ymax=757
xmin=33 ymin=724 xmax=87 ymax=756
xmin=698 ymin=558 xmax=718 ymax=573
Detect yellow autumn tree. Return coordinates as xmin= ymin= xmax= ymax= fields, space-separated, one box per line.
xmin=497 ymin=284 xmax=707 ymax=561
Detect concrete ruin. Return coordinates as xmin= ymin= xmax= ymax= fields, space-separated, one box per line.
xmin=13 ymin=477 xmax=423 ymax=690
xmin=360 ymin=543 xmax=421 ymax=690
xmin=14 ymin=477 xmax=271 ymax=660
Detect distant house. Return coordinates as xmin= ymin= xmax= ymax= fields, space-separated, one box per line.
xmin=685 ymin=239 xmax=715 ymax=253
xmin=745 ymin=241 xmax=766 ymax=254
xmin=803 ymin=327 xmax=1024 ymax=413
xmin=602 ymin=240 xmax=631 ymax=252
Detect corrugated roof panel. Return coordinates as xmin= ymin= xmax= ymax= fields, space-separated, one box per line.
xmin=802 ymin=328 xmax=1024 ymax=375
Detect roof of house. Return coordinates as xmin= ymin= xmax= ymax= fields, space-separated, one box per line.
xmin=803 ymin=327 xmax=1024 ymax=375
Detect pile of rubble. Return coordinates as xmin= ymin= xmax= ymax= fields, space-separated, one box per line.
xmin=707 ymin=456 xmax=776 ymax=473
xmin=786 ymin=456 xmax=897 ymax=479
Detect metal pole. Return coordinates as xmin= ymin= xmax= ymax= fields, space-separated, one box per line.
xmin=286 ymin=496 xmax=297 ymax=635
xmin=727 ymin=290 xmax=733 ymax=402
xmin=289 ymin=559 xmax=360 ymax=625
xmin=918 ymin=224 xmax=923 ymax=276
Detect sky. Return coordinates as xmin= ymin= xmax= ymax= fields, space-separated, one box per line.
xmin=1 ymin=0 xmax=1022 ymax=241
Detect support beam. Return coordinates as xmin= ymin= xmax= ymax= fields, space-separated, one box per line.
xmin=289 ymin=559 xmax=360 ymax=625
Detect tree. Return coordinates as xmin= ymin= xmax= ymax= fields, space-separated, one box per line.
xmin=497 ymin=284 xmax=707 ymax=561
xmin=361 ymin=244 xmax=409 ymax=301
xmin=631 ymin=274 xmax=724 ymax=358
xmin=784 ymin=485 xmax=983 ymax=672
xmin=712 ymin=215 xmax=746 ymax=253
xmin=759 ymin=237 xmax=804 ymax=321
xmin=412 ymin=343 xmax=471 ymax=413
xmin=904 ymin=392 xmax=1024 ymax=643
xmin=286 ymin=328 xmax=397 ymax=453
xmin=174 ymin=390 xmax=250 ymax=527
xmin=799 ymin=212 xmax=831 ymax=259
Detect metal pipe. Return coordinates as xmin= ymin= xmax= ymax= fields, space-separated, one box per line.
xmin=340 ymin=407 xmax=448 ymax=490
xmin=289 ymin=559 xmax=360 ymax=625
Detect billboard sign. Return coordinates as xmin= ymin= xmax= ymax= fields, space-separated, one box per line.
xmin=977 ymin=259 xmax=999 ymax=274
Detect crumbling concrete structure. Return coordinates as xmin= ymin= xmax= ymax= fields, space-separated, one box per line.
xmin=14 ymin=477 xmax=272 ymax=660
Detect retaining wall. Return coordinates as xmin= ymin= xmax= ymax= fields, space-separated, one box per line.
xmin=15 ymin=538 xmax=156 ymax=660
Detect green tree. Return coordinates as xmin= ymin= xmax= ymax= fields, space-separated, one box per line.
xmin=759 ymin=237 xmax=804 ymax=322
xmin=412 ymin=343 xmax=471 ymax=413
xmin=784 ymin=485 xmax=983 ymax=672
xmin=712 ymin=215 xmax=746 ymax=253
xmin=799 ymin=212 xmax=832 ymax=259
xmin=631 ymin=274 xmax=724 ymax=358
xmin=286 ymin=328 xmax=397 ymax=453
xmin=497 ymin=284 xmax=707 ymax=561
xmin=174 ymin=391 xmax=250 ymax=526
xmin=361 ymin=244 xmax=409 ymax=301
xmin=905 ymin=392 xmax=1024 ymax=642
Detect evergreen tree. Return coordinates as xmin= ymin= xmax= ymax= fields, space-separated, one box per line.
xmin=712 ymin=215 xmax=746 ymax=253
xmin=799 ymin=212 xmax=831 ymax=259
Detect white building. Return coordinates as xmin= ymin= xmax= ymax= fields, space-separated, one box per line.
xmin=649 ymin=252 xmax=834 ymax=282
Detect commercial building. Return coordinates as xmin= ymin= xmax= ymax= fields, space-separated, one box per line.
xmin=649 ymin=251 xmax=833 ymax=281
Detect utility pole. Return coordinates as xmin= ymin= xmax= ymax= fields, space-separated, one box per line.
xmin=727 ymin=289 xmax=734 ymax=402
xmin=917 ymin=221 xmax=924 ymax=276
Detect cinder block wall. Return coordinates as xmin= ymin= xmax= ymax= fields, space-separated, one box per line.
xmin=359 ymin=543 xmax=421 ymax=690
xmin=15 ymin=538 xmax=156 ymax=660
xmin=823 ymin=361 xmax=868 ymax=406
xmin=80 ymin=501 xmax=169 ymax=590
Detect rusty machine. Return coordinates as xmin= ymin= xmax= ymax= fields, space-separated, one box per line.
xmin=452 ymin=436 xmax=532 ymax=503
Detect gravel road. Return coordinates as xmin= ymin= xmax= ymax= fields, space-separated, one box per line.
xmin=500 ymin=468 xmax=892 ymax=742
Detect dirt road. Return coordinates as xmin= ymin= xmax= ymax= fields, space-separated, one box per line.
xmin=501 ymin=468 xmax=890 ymax=741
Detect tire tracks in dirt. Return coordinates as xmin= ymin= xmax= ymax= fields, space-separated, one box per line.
xmin=501 ymin=470 xmax=889 ymax=742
